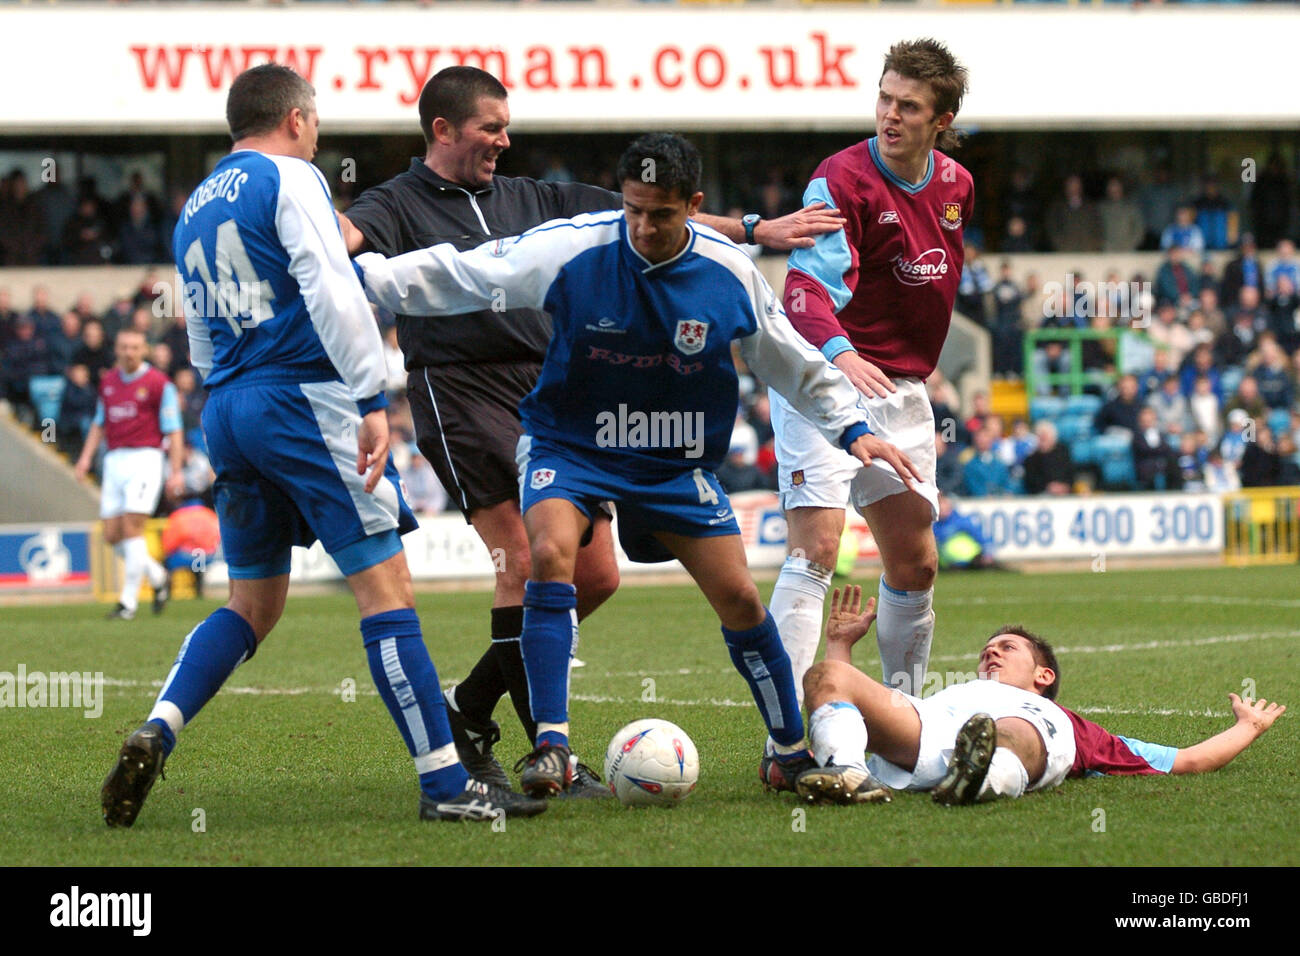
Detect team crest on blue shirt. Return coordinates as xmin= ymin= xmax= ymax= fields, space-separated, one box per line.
xmin=673 ymin=319 xmax=708 ymax=355
xmin=940 ymin=203 xmax=962 ymax=231
xmin=529 ymin=467 xmax=556 ymax=490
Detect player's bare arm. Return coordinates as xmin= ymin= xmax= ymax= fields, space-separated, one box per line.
xmin=338 ymin=212 xmax=368 ymax=255
xmin=1170 ymin=694 xmax=1286 ymax=774
xmin=695 ymin=202 xmax=847 ymax=251
xmin=825 ymin=585 xmax=877 ymax=664
xmin=74 ymin=422 xmax=103 ymax=480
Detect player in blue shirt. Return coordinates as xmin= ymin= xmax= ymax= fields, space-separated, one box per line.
xmin=356 ymin=133 xmax=922 ymax=796
xmin=99 ymin=64 xmax=544 ymax=826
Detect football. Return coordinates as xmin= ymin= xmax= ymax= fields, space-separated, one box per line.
xmin=603 ymin=719 xmax=700 ymax=807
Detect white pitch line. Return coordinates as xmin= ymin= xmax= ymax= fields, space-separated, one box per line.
xmin=950 ymin=594 xmax=1300 ymax=608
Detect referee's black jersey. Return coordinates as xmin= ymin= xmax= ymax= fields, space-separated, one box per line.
xmin=345 ymin=159 xmax=621 ymax=370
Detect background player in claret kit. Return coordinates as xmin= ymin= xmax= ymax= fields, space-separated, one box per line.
xmin=766 ymin=39 xmax=973 ymax=790
xmin=339 ymin=66 xmax=845 ymax=793
xmin=75 ymin=328 xmax=185 ymax=620
xmin=353 ymin=133 xmax=921 ymax=798
xmin=99 ymin=64 xmax=544 ymax=828
xmin=793 ymin=586 xmax=1288 ymax=806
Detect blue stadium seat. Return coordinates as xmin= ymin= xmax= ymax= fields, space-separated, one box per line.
xmin=1029 ymin=396 xmax=1065 ymax=422
xmin=1055 ymin=414 xmax=1094 ymax=444
xmin=1065 ymin=393 xmax=1102 ymax=417
xmin=1220 ymin=366 xmax=1244 ymax=398
xmin=1093 ymin=431 xmax=1133 ymax=459
xmin=1268 ymin=408 xmax=1291 ymax=438
xmin=1070 ymin=436 xmax=1097 ymax=465
xmin=28 ymin=375 xmax=66 ymax=424
xmin=1101 ymin=456 xmax=1136 ymax=489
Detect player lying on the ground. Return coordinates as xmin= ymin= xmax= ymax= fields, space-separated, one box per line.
xmin=795 ymin=585 xmax=1287 ymax=805
xmin=354 ymin=132 xmax=922 ymax=797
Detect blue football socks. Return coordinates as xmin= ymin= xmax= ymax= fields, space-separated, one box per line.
xmin=723 ymin=608 xmax=805 ymax=747
xmin=147 ymin=607 xmax=258 ymax=755
xmin=361 ymin=608 xmax=467 ymax=800
xmin=521 ymin=580 xmax=577 ymax=749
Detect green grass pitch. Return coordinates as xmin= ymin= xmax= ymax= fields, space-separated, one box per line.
xmin=1 ymin=564 xmax=1296 ymax=866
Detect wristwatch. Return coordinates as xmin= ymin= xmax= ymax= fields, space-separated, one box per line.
xmin=742 ymin=213 xmax=761 ymax=245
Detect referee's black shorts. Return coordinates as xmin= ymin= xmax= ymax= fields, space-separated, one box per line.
xmin=408 ymin=361 xmax=538 ymax=522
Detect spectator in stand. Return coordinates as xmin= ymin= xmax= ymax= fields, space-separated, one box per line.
xmin=1160 ymin=204 xmax=1206 ymax=253
xmin=1138 ymin=347 xmax=1177 ymax=399
xmin=1001 ymin=215 xmax=1034 ymax=254
xmin=1004 ymin=166 xmax=1042 ymax=251
xmin=933 ymin=493 xmax=997 ymax=570
xmin=171 ymin=366 xmax=205 ymax=437
xmin=0 ymin=169 xmax=45 ymax=266
xmin=1267 ymin=239 xmax=1300 ymax=297
xmin=1095 ymin=373 xmax=1142 ymax=435
xmin=1132 ymin=406 xmax=1180 ymax=491
xmin=1032 ymin=340 xmax=1071 ymax=397
xmin=1148 ymin=372 xmax=1190 ymax=437
xmin=1216 ymin=291 xmax=1266 ymax=368
xmin=1197 ymin=286 xmax=1227 ymax=337
xmin=1269 ymin=275 xmax=1300 ymax=352
xmin=62 ymin=196 xmax=111 ymax=265
xmin=0 ymin=286 xmax=16 ymax=349
xmin=2 ymin=317 xmax=51 ymax=423
xmin=1192 ymin=176 xmax=1237 ymax=251
xmin=1198 ymin=259 xmax=1220 ymax=303
xmin=1098 ymin=176 xmax=1144 ymax=252
xmin=1154 ymin=304 xmax=1190 ymax=371
xmin=57 ymin=362 xmax=97 ymax=459
xmin=1189 ymin=375 xmax=1223 ymax=445
xmin=1175 ymin=433 xmax=1206 ymax=491
xmin=1155 ymin=245 xmax=1200 ymax=310
xmin=1202 ymin=448 xmax=1241 ymax=493
xmin=1227 ymin=374 xmax=1268 ymax=422
xmin=150 ymin=342 xmax=175 ymax=379
xmin=32 ymin=174 xmax=75 ymax=266
xmin=1220 ymin=233 xmax=1263 ymax=308
xmin=964 ymin=390 xmax=993 ymax=437
xmin=1239 ymin=424 xmax=1282 ymax=488
xmin=956 ymin=241 xmax=994 ymax=326
xmin=71 ymin=291 xmax=97 ymax=326
xmin=934 ymin=431 xmax=964 ymax=497
xmin=1137 ymin=163 xmax=1182 ymax=250
xmin=47 ymin=311 xmax=82 ymax=373
xmin=73 ymin=319 xmax=112 ymax=385
xmin=1080 ymin=313 xmax=1117 ymax=380
xmin=1277 ymin=434 xmax=1300 ymax=486
xmin=1185 ymin=309 xmax=1216 ymax=353
xmin=1219 ymin=408 xmax=1252 ymax=466
xmin=26 ymin=285 xmax=60 ymax=343
xmin=1046 ymin=174 xmax=1101 ymax=252
xmin=1179 ymin=344 xmax=1222 ymax=401
xmin=1003 ymin=419 xmax=1036 ymax=474
xmin=1251 ymin=155 xmax=1292 ymax=249
xmin=1249 ymin=336 xmax=1295 ymax=410
xmin=127 ymin=306 xmax=154 ymax=342
xmin=1022 ymin=420 xmax=1072 ymax=495
xmin=991 ymin=261 xmax=1024 ymax=376
xmin=159 ymin=311 xmax=190 ymax=371
xmin=403 ymin=450 xmax=450 ymax=516
xmin=100 ymin=294 xmax=134 ymax=342
xmin=961 ymin=426 xmax=1015 ymax=498
xmin=117 ymin=195 xmax=166 ymax=265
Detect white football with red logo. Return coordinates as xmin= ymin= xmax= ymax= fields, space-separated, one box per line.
xmin=604 ymin=719 xmax=699 ymax=807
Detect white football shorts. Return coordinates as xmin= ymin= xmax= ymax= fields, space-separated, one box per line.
xmin=867 ymin=678 xmax=1077 ymax=793
xmin=99 ymin=447 xmax=166 ymax=519
xmin=771 ymin=377 xmax=938 ymax=519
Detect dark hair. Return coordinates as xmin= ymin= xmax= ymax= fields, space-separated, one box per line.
xmin=418 ymin=67 xmax=508 ymax=146
xmin=988 ymin=625 xmax=1061 ymax=700
xmin=226 ymin=64 xmax=315 ymax=142
xmin=615 ymin=133 xmax=701 ymax=201
xmin=881 ymin=38 xmax=969 ymax=153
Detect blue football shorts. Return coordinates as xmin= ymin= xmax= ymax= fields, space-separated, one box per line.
xmin=516 ymin=435 xmax=740 ymax=563
xmin=202 ymin=380 xmax=417 ymax=579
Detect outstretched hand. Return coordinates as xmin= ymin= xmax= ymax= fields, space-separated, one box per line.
xmin=1229 ymin=693 xmax=1286 ymax=736
xmin=849 ymin=433 xmax=921 ymax=493
xmin=753 ymin=202 xmax=847 ymax=251
xmin=826 ymin=585 xmax=877 ymax=650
